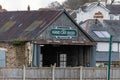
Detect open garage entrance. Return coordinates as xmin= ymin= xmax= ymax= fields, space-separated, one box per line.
xmin=41 ymin=44 xmax=91 ymax=67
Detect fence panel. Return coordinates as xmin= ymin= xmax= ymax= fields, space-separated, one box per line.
xmin=82 ymin=67 xmax=107 ymax=80
xmin=0 ymin=67 xmax=119 ymax=80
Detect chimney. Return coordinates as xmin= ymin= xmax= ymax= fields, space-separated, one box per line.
xmin=27 ymin=5 xmax=30 ymax=11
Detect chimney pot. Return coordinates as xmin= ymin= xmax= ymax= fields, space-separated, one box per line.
xmin=27 ymin=5 xmax=30 ymax=11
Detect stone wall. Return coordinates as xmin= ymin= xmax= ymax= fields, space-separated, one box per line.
xmin=0 ymin=42 xmax=30 ymax=67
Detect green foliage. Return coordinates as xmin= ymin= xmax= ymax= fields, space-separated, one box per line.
xmin=10 ymin=40 xmax=25 ymax=46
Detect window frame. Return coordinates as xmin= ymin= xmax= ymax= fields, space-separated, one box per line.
xmin=93 ymin=31 xmax=110 ymax=38
xmin=0 ymin=50 xmax=6 ymax=67
xmin=59 ymin=54 xmax=67 ymax=67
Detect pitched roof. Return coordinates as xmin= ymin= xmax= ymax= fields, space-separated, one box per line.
xmin=0 ymin=10 xmax=95 ymax=45
xmin=0 ymin=10 xmax=63 ymax=41
xmin=80 ymin=19 xmax=120 ymax=42
xmin=80 ymin=2 xmax=120 ymax=14
xmin=80 ymin=2 xmax=109 ymax=12
xmin=106 ymin=5 xmax=120 ymax=14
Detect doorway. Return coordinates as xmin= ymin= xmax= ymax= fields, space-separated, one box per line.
xmin=41 ymin=44 xmax=90 ymax=67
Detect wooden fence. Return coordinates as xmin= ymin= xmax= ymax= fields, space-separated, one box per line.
xmin=0 ymin=67 xmax=120 ymax=80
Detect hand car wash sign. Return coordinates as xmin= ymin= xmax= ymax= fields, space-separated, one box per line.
xmin=50 ymin=27 xmax=77 ymax=39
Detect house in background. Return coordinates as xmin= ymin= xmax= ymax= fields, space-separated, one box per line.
xmin=0 ymin=5 xmax=7 ymax=12
xmin=75 ymin=1 xmax=120 ymax=24
xmin=80 ymin=19 xmax=120 ymax=67
xmin=0 ymin=10 xmax=96 ymax=67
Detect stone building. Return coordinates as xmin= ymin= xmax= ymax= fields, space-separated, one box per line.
xmin=0 ymin=10 xmax=96 ymax=67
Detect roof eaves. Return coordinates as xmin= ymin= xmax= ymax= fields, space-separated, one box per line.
xmin=85 ymin=2 xmax=98 ymax=12
xmin=100 ymin=4 xmax=110 ymax=12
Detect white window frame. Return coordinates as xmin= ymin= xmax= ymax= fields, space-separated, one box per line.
xmin=60 ymin=54 xmax=67 ymax=67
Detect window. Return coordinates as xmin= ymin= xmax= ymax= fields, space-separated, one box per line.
xmin=97 ymin=42 xmax=118 ymax=52
xmin=60 ymin=54 xmax=67 ymax=67
xmin=93 ymin=31 xmax=110 ymax=38
xmin=0 ymin=50 xmax=6 ymax=67
xmin=97 ymin=42 xmax=109 ymax=51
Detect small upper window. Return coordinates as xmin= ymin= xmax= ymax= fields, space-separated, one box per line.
xmin=93 ymin=31 xmax=110 ymax=38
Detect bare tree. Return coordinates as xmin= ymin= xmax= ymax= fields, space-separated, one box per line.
xmin=48 ymin=0 xmax=98 ymax=10
xmin=63 ymin=0 xmax=83 ymax=10
xmin=48 ymin=1 xmax=63 ymax=9
xmin=62 ymin=0 xmax=98 ymax=10
xmin=111 ymin=0 xmax=115 ymax=4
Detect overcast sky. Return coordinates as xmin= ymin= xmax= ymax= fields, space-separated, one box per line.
xmin=0 ymin=0 xmax=65 ymax=11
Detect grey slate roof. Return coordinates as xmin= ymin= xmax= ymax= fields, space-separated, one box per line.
xmin=80 ymin=2 xmax=120 ymax=14
xmin=80 ymin=19 xmax=120 ymax=42
xmin=106 ymin=5 xmax=120 ymax=14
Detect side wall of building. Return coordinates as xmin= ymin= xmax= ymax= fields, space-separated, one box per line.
xmin=0 ymin=42 xmax=31 ymax=67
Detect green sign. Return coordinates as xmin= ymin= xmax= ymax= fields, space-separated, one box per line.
xmin=50 ymin=27 xmax=77 ymax=38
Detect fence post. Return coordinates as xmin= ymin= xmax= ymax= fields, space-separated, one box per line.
xmin=107 ymin=67 xmax=108 ymax=80
xmin=108 ymin=35 xmax=112 ymax=80
xmin=52 ymin=64 xmax=56 ymax=80
xmin=80 ymin=66 xmax=83 ymax=80
xmin=23 ymin=65 xmax=26 ymax=80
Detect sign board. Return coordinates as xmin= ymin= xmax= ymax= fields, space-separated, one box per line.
xmin=50 ymin=27 xmax=77 ymax=39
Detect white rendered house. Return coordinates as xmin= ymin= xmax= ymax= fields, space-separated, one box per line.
xmin=76 ymin=1 xmax=120 ymax=23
